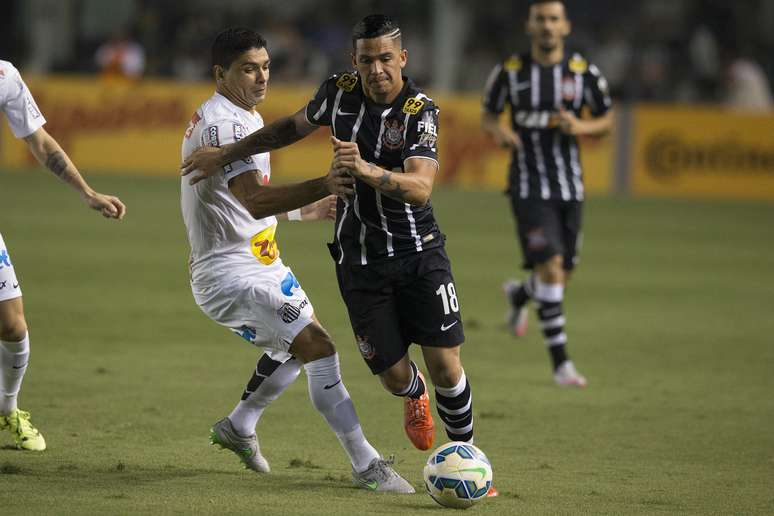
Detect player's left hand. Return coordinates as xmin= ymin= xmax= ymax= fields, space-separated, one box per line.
xmin=331 ymin=136 xmax=366 ymax=177
xmin=84 ymin=191 xmax=126 ymax=220
xmin=557 ymin=108 xmax=584 ymax=136
xmin=301 ymin=195 xmax=337 ymax=221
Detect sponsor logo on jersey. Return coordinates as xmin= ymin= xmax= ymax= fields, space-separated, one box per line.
xmin=402 ymin=97 xmax=424 ymax=115
xmin=356 ymin=334 xmax=376 ymax=360
xmin=184 ymin=111 xmax=201 ymax=139
xmin=280 ymin=270 xmax=300 ymax=297
xmin=504 ymin=56 xmax=523 ymax=72
xmin=562 ymin=77 xmax=576 ymax=102
xmin=232 ymin=123 xmax=254 ymax=164
xmin=233 ymin=325 xmax=257 ymax=343
xmin=25 ymin=95 xmax=42 ymax=119
xmin=526 ymin=227 xmax=549 ymax=251
xmin=514 ymin=110 xmax=560 ymax=129
xmin=415 ymin=110 xmax=438 ymax=150
xmin=0 ymin=249 xmax=11 ymax=269
xmin=336 ymin=73 xmax=358 ymax=92
xmin=382 ymin=118 xmax=405 ymax=150
xmin=251 ymin=225 xmax=280 ymax=265
xmin=569 ymin=55 xmax=588 ymax=74
xmin=206 ymin=125 xmax=220 ymax=147
xmin=278 ymin=298 xmax=308 ymax=323
xmin=0 ymin=68 xmax=5 ymax=79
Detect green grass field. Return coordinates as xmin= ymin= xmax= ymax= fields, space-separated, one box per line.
xmin=1 ymin=169 xmax=773 ymax=515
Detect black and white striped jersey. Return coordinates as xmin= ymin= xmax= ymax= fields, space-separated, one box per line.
xmin=482 ymin=52 xmax=612 ymax=202
xmin=305 ymin=72 xmax=443 ymax=265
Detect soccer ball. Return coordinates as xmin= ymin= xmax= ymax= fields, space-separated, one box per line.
xmin=423 ymin=441 xmax=493 ymax=509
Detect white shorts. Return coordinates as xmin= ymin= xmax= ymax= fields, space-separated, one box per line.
xmin=0 ymin=233 xmax=22 ymax=302
xmin=192 ymin=258 xmax=314 ymax=359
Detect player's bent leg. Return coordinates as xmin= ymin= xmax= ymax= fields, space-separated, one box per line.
xmin=0 ymin=298 xmax=44 ymax=451
xmin=503 ymin=278 xmax=531 ymax=337
xmin=292 ymin=321 xmax=414 ymax=493
xmin=534 ymin=256 xmax=587 ymax=387
xmin=422 ymin=346 xmax=474 ymax=443
xmin=379 ymin=355 xmax=435 ymax=451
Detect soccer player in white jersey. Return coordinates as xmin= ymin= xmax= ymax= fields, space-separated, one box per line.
xmin=180 ymin=28 xmax=413 ymax=493
xmin=0 ymin=60 xmax=126 ymax=450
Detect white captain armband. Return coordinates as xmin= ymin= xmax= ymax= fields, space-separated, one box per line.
xmin=287 ymin=209 xmax=303 ymax=221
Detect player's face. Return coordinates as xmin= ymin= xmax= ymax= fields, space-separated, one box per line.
xmin=217 ymin=47 xmax=270 ymax=109
xmin=526 ymin=2 xmax=570 ymax=52
xmin=352 ymin=36 xmax=407 ymax=101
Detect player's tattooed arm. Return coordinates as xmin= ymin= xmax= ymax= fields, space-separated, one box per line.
xmin=375 ymin=168 xmax=411 ymax=203
xmin=24 ymin=127 xmax=126 ymax=219
xmin=182 ymin=107 xmax=318 ymax=185
xmin=331 ymin=136 xmax=436 ymax=205
xmin=44 ymin=150 xmax=68 ymax=178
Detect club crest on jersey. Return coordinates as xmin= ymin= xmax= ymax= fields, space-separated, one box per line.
xmin=504 ymin=56 xmax=523 ymax=72
xmin=356 ymin=335 xmax=376 ymax=360
xmin=562 ymin=77 xmax=576 ymax=102
xmin=336 ymin=73 xmax=358 ymax=92
xmin=402 ymin=97 xmax=424 ymax=115
xmin=568 ymin=55 xmax=588 ymax=74
xmin=382 ymin=118 xmax=405 ymax=150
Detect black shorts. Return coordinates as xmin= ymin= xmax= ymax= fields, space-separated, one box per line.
xmin=334 ymin=247 xmax=465 ymax=375
xmin=509 ymin=197 xmax=583 ymax=271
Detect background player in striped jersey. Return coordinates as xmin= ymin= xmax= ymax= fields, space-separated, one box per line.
xmin=180 ymin=28 xmax=413 ymax=493
xmin=481 ymin=0 xmax=613 ymax=387
xmin=0 ymin=60 xmax=125 ymax=450
xmin=182 ymin=18 xmax=490 ymax=487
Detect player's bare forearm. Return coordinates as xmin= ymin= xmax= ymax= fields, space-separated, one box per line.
xmin=582 ymin=109 xmax=614 ymax=137
xmin=359 ymin=163 xmax=432 ymax=205
xmin=229 ymin=168 xmax=352 ymax=220
xmin=224 ymin=108 xmax=316 ymax=162
xmin=24 ymin=128 xmax=92 ymax=196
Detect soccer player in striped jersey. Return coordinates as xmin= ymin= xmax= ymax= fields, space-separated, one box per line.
xmin=182 ymin=16 xmax=484 ymax=466
xmin=0 ymin=60 xmax=126 ymax=450
xmin=180 ymin=28 xmax=413 ymax=493
xmin=481 ymin=0 xmax=613 ymax=387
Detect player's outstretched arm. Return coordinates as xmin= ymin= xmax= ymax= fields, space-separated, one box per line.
xmin=181 ymin=107 xmax=317 ymax=185
xmin=229 ymin=167 xmax=353 ymax=221
xmin=23 ymin=127 xmax=126 ymax=220
xmin=277 ymin=195 xmax=338 ymax=222
xmin=331 ymin=136 xmax=436 ymax=206
xmin=481 ymin=112 xmax=521 ymax=149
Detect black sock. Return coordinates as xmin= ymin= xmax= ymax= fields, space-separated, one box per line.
xmin=435 ymin=375 xmax=474 ymax=443
xmin=510 ymin=275 xmax=534 ymax=308
xmin=393 ymin=361 xmax=426 ymax=399
xmin=537 ymin=300 xmax=569 ymax=371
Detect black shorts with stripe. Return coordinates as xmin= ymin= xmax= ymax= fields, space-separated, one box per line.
xmin=509 ymin=196 xmax=583 ymax=271
xmin=334 ymin=246 xmax=465 ymax=375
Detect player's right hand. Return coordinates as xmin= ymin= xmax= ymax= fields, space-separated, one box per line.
xmin=84 ymin=191 xmax=126 ymax=220
xmin=325 ymin=165 xmax=355 ymax=198
xmin=181 ymin=145 xmax=227 ymax=185
xmin=495 ymin=129 xmax=522 ymax=150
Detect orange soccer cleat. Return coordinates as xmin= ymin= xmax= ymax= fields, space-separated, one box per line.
xmin=403 ymin=371 xmax=435 ymax=450
xmin=486 ymin=485 xmax=499 ymax=497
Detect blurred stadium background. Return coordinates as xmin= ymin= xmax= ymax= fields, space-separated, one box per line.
xmin=1 ymin=1 xmax=773 ymax=514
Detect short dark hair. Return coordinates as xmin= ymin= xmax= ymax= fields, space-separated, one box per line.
xmin=212 ymin=27 xmax=267 ymax=69
xmin=530 ymin=0 xmax=566 ymax=8
xmin=351 ymin=14 xmax=401 ymax=48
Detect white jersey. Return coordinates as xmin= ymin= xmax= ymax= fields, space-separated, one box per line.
xmin=0 ymin=60 xmax=46 ymax=138
xmin=181 ymin=92 xmax=276 ymax=284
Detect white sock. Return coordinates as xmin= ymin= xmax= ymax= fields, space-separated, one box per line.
xmin=304 ymin=354 xmax=379 ymax=472
xmin=229 ymin=357 xmax=302 ymax=437
xmin=0 ymin=332 xmax=30 ymax=415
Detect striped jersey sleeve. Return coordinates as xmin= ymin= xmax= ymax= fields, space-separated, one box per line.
xmin=482 ymin=63 xmax=508 ymax=114
xmin=403 ymin=102 xmax=439 ymax=164
xmin=583 ymin=64 xmax=612 ymax=117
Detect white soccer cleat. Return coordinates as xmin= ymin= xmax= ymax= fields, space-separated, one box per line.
xmin=209 ymin=417 xmax=270 ymax=473
xmin=352 ymin=456 xmax=415 ymax=494
xmin=503 ymin=279 xmax=529 ymax=337
xmin=553 ymin=360 xmax=587 ymax=388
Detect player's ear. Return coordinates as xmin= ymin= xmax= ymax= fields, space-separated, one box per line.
xmin=399 ymin=48 xmax=407 ymax=69
xmin=351 ymin=52 xmax=357 ymax=68
xmin=563 ymin=19 xmax=572 ymax=37
xmin=213 ymin=65 xmax=225 ymax=82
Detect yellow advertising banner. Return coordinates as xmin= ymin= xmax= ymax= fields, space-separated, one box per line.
xmin=0 ymin=76 xmax=613 ymax=195
xmin=631 ymin=106 xmax=774 ymax=200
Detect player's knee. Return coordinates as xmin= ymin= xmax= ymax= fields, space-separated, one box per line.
xmin=380 ymin=366 xmax=413 ymax=394
xmin=289 ymin=322 xmax=336 ymax=363
xmin=537 ymin=255 xmax=564 ymax=283
xmin=428 ymin=363 xmax=462 ymax=389
xmin=0 ymin=318 xmax=27 ymax=342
